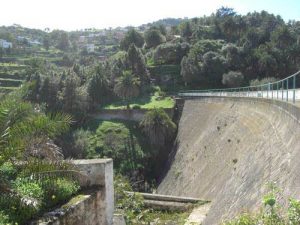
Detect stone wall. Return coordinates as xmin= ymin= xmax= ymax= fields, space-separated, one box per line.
xmin=31 ymin=159 xmax=114 ymax=225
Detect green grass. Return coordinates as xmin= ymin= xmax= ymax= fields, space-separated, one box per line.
xmin=140 ymin=210 xmax=191 ymax=225
xmin=102 ymin=93 xmax=175 ymax=109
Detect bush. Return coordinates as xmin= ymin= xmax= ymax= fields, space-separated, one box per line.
xmin=222 ymin=71 xmax=244 ymax=87
xmin=132 ymin=105 xmax=141 ymax=109
xmin=72 ymin=129 xmax=92 ymax=158
xmin=13 ymin=178 xmax=44 ymax=200
xmin=114 ymin=175 xmax=144 ymax=223
xmin=0 ymin=194 xmax=39 ymax=223
xmin=140 ymin=108 xmax=176 ymax=148
xmin=87 ymin=121 xmax=145 ymax=176
xmin=42 ymin=178 xmax=80 ymax=206
xmin=0 ymin=211 xmax=11 ymax=225
xmin=250 ymin=77 xmax=278 ymax=86
xmin=0 ymin=162 xmax=17 ymax=181
xmin=153 ymin=42 xmax=189 ymax=65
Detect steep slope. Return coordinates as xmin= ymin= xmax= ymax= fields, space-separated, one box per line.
xmin=158 ymin=98 xmax=300 ymax=225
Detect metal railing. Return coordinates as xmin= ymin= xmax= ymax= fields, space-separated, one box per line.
xmin=179 ymin=71 xmax=300 ymax=104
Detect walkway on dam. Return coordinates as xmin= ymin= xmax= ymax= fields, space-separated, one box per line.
xmin=179 ymin=70 xmax=300 ymax=104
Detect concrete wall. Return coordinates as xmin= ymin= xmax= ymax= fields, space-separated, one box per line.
xmin=31 ymin=159 xmax=114 ymax=225
xmin=158 ymin=97 xmax=300 ymax=225
xmin=91 ymin=108 xmax=174 ymax=122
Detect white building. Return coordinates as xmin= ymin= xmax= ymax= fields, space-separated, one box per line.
xmin=0 ymin=39 xmax=12 ymax=49
xmin=86 ymin=44 xmax=95 ymax=53
xmin=29 ymin=40 xmax=41 ymax=46
xmin=79 ymin=36 xmax=85 ymax=43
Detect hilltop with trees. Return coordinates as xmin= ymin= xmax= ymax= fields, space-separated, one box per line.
xmin=0 ymin=7 xmax=300 ymax=223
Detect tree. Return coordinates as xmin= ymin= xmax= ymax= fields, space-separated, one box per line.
xmin=140 ymin=108 xmax=176 ymax=148
xmin=57 ymin=32 xmax=70 ymax=51
xmin=0 ymin=96 xmax=71 ymax=168
xmin=61 ymin=74 xmax=79 ymax=113
xmin=87 ymin=64 xmax=110 ymax=106
xmin=39 ymin=77 xmax=50 ymax=103
xmin=201 ymin=51 xmax=227 ymax=87
xmin=113 ymin=71 xmax=140 ymax=109
xmin=153 ymin=42 xmax=189 ymax=65
xmin=127 ymin=44 xmax=149 ymax=85
xmin=180 ymin=56 xmax=200 ymax=85
xmin=216 ymin=7 xmax=236 ymax=18
xmin=43 ymin=36 xmax=50 ymax=50
xmin=25 ymin=73 xmax=41 ymax=102
xmin=120 ymin=29 xmax=144 ymax=50
xmin=271 ymin=26 xmax=296 ymax=49
xmin=222 ymin=71 xmax=244 ymax=87
xmin=180 ymin=21 xmax=193 ymax=41
xmin=144 ymin=29 xmax=165 ymax=49
xmin=222 ymin=44 xmax=244 ymax=71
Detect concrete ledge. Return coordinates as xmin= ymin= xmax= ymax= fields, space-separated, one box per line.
xmin=31 ymin=159 xmax=114 ymax=225
xmin=181 ymin=96 xmax=300 ymax=124
xmin=126 ymin=191 xmax=208 ymax=203
xmin=30 ymin=190 xmax=106 ymax=225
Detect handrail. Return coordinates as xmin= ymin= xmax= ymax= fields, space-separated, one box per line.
xmin=179 ymin=71 xmax=300 ymax=104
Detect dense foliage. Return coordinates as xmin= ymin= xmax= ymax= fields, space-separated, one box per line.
xmin=1 ymin=7 xmax=300 ymax=223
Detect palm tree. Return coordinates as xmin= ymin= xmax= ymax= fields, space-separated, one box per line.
xmin=114 ymin=71 xmax=140 ymax=109
xmin=0 ymin=95 xmax=72 ymax=168
xmin=140 ymin=108 xmax=176 ymax=149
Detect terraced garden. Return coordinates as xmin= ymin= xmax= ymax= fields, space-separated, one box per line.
xmin=0 ymin=63 xmax=28 ymax=94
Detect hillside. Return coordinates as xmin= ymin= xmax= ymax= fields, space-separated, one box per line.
xmin=158 ymin=98 xmax=300 ymax=224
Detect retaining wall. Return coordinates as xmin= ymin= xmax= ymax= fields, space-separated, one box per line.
xmin=31 ymin=159 xmax=114 ymax=225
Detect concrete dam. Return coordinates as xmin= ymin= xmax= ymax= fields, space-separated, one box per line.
xmin=158 ymin=97 xmax=300 ymax=224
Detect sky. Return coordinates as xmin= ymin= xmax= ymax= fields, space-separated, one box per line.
xmin=1 ymin=0 xmax=300 ymax=31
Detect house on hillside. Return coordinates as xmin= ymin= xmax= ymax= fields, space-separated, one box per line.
xmin=86 ymin=44 xmax=95 ymax=53
xmin=79 ymin=36 xmax=85 ymax=43
xmin=29 ymin=40 xmax=42 ymax=46
xmin=0 ymin=39 xmax=12 ymax=49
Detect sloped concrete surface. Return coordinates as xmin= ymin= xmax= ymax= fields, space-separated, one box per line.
xmin=158 ymin=98 xmax=300 ymax=224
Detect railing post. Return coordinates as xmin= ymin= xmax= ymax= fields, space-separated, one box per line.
xmin=271 ymin=83 xmax=273 ymax=99
xmin=287 ymin=79 xmax=289 ymax=102
xmin=282 ymin=80 xmax=284 ymax=101
xmin=277 ymin=82 xmax=279 ymax=99
xmin=293 ymin=75 xmax=296 ymax=104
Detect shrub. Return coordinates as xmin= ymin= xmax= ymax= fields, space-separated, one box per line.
xmin=153 ymin=42 xmax=189 ymax=65
xmin=114 ymin=175 xmax=144 ymax=223
xmin=288 ymin=198 xmax=300 ymax=224
xmin=222 ymin=71 xmax=244 ymax=87
xmin=0 ymin=211 xmax=11 ymax=225
xmin=72 ymin=129 xmax=92 ymax=158
xmin=13 ymin=178 xmax=44 ymax=200
xmin=140 ymin=108 xmax=176 ymax=148
xmin=42 ymin=178 xmax=80 ymax=206
xmin=0 ymin=162 xmax=17 ymax=182
xmin=132 ymin=105 xmax=141 ymax=109
xmin=0 ymin=194 xmax=39 ymax=223
xmin=250 ymin=77 xmax=278 ymax=86
xmin=224 ymin=191 xmax=300 ymax=225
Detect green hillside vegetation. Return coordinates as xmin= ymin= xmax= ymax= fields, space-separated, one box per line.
xmin=0 ymin=7 xmax=300 ymax=224
xmin=103 ymin=91 xmax=174 ymax=109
